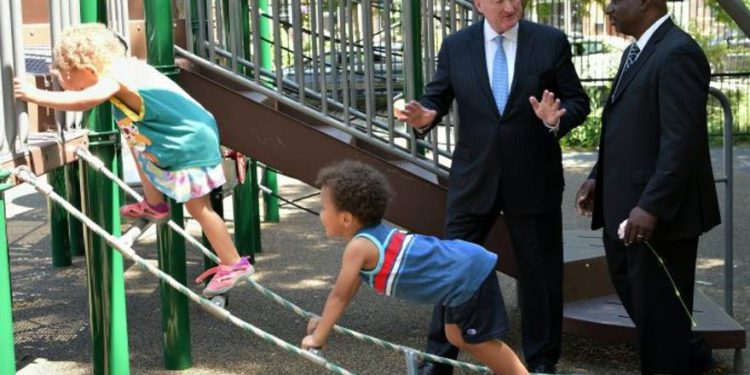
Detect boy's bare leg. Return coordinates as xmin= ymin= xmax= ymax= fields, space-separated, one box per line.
xmin=445 ymin=324 xmax=528 ymax=375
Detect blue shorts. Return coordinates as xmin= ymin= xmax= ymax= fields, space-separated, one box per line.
xmin=444 ymin=271 xmax=509 ymax=344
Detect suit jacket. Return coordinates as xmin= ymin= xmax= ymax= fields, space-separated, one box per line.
xmin=418 ymin=20 xmax=590 ymax=216
xmin=591 ymin=19 xmax=721 ymax=241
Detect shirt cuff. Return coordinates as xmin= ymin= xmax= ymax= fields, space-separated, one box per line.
xmin=544 ymin=119 xmax=560 ymax=134
xmin=415 ymin=124 xmax=431 ymax=133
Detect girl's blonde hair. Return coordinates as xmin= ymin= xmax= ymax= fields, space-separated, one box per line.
xmin=51 ymin=23 xmax=125 ymax=75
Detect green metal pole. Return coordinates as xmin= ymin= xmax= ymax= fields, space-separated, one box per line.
xmin=0 ymin=172 xmax=16 ymax=375
xmin=66 ymin=163 xmax=85 ymax=256
xmin=233 ymin=159 xmax=261 ymax=256
xmin=222 ymin=0 xmax=262 ymax=254
xmin=157 ymin=199 xmax=192 ymax=369
xmin=144 ymin=0 xmax=192 ymax=369
xmin=48 ymin=168 xmax=72 ymax=267
xmin=79 ymin=1 xmax=131 ymax=374
xmin=257 ymin=0 xmax=278 ymax=222
xmin=407 ymin=0 xmax=423 ymax=99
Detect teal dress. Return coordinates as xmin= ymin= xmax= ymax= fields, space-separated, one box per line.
xmin=109 ymin=59 xmax=225 ymax=203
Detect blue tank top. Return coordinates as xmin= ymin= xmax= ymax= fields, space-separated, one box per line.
xmin=356 ymin=223 xmax=498 ymax=307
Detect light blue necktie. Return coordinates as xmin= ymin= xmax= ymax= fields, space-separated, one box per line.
xmin=491 ymin=35 xmax=509 ymax=115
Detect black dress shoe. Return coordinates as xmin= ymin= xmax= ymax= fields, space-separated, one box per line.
xmin=418 ymin=361 xmax=454 ymax=375
xmin=529 ymin=364 xmax=556 ymax=374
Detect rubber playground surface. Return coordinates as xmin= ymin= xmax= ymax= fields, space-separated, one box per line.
xmin=7 ymin=149 xmax=750 ymax=374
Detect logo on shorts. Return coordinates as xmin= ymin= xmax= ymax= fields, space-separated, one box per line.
xmin=466 ymin=328 xmax=477 ymax=336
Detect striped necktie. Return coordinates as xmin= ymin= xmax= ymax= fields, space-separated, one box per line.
xmin=612 ymin=43 xmax=641 ymax=100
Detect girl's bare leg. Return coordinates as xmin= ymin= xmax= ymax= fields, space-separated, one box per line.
xmin=185 ymin=194 xmax=241 ymax=265
xmin=130 ymin=147 xmax=165 ymax=206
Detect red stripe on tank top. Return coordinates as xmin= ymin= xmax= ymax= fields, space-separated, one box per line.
xmin=373 ymin=231 xmax=405 ymax=294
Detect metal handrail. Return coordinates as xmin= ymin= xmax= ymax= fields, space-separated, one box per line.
xmin=708 ymin=86 xmax=735 ymax=316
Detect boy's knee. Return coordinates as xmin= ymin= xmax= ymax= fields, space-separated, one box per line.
xmin=445 ymin=327 xmax=468 ymax=351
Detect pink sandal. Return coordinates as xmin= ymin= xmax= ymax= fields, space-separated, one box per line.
xmin=195 ymin=256 xmax=254 ymax=297
xmin=119 ymin=200 xmax=170 ymax=224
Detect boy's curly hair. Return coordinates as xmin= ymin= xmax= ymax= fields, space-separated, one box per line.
xmin=51 ymin=23 xmax=125 ymax=75
xmin=316 ymin=160 xmax=393 ymax=227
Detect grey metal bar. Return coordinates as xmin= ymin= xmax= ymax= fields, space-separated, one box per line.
xmin=197 ymin=0 xmax=208 ymax=57
xmin=61 ymin=0 xmax=72 ymax=28
xmin=403 ymin=0 xmax=418 ymax=157
xmin=1 ymin=1 xmax=17 ymax=152
xmin=49 ymin=0 xmax=65 ymax=135
xmin=347 ymin=0 xmax=356 ymax=114
xmin=309 ymin=0 xmax=318 ymax=92
xmin=215 ymin=0 xmax=225 ymax=49
xmin=709 ymin=87 xmax=734 ymax=316
xmin=362 ymin=0 xmax=375 ymax=137
xmin=272 ymin=0 xmax=283 ymax=93
xmin=339 ymin=0 xmax=351 ymax=126
xmin=250 ymin=0 xmax=261 ymax=83
xmin=207 ymin=0 xmax=217 ymax=62
xmin=186 ymin=0 xmax=194 ymax=53
xmin=0 ymin=19 xmax=5 ymax=154
xmin=328 ymin=0 xmax=338 ymax=104
xmin=316 ymin=0 xmax=328 ymax=114
xmin=72 ymin=0 xmax=81 ymax=24
xmin=291 ymin=0 xmax=304 ymax=104
xmin=9 ymin=0 xmax=26 ymax=152
xmin=384 ymin=0 xmax=395 ymax=147
xmin=426 ymin=0 xmax=435 ymax=81
xmin=119 ymin=0 xmax=130 ymax=49
xmin=229 ymin=0 xmax=241 ymax=72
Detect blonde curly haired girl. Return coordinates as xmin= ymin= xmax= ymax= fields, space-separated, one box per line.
xmin=15 ymin=24 xmax=254 ymax=297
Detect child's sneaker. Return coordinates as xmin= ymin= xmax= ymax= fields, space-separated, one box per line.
xmin=195 ymin=256 xmax=254 ymax=297
xmin=120 ymin=200 xmax=170 ymax=224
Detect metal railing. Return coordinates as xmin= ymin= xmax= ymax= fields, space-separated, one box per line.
xmin=186 ymin=0 xmax=481 ymax=175
xmin=0 ymin=0 xmax=27 ymax=156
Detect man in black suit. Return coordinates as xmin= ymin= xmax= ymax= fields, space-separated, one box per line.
xmin=575 ymin=0 xmax=721 ymax=372
xmin=395 ymin=0 xmax=590 ymax=372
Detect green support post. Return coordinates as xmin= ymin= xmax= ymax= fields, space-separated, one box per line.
xmin=221 ymin=0 xmax=263 ymax=253
xmin=234 ymin=160 xmax=262 ymax=256
xmin=259 ymin=0 xmax=279 ymax=222
xmin=157 ymin=199 xmax=192 ymax=369
xmin=143 ymin=0 xmax=192 ymax=369
xmin=48 ymin=168 xmax=72 ymax=267
xmin=79 ymin=1 xmax=131 ymax=374
xmin=66 ymin=163 xmax=85 ymax=256
xmin=0 ymin=171 xmax=16 ymax=375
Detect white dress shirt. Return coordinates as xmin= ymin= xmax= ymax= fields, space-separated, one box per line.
xmin=636 ymin=14 xmax=671 ymax=53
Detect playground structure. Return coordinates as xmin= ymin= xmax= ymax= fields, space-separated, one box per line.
xmin=0 ymin=0 xmax=749 ymax=374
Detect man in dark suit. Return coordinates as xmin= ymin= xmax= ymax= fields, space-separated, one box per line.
xmin=575 ymin=0 xmax=721 ymax=372
xmin=395 ymin=0 xmax=590 ymax=372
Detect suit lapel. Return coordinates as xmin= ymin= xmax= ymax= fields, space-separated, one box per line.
xmin=468 ymin=22 xmax=497 ymax=115
xmin=610 ymin=19 xmax=674 ymax=103
xmin=503 ymin=20 xmax=530 ymax=118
